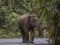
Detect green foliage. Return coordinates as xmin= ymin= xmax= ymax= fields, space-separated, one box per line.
xmin=0 ymin=0 xmax=51 ymax=38
xmin=0 ymin=1 xmax=60 ymax=45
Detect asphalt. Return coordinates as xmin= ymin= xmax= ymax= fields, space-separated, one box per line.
xmin=0 ymin=38 xmax=52 ymax=45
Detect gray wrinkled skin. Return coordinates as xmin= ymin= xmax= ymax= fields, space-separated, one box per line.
xmin=18 ymin=13 xmax=42 ymax=43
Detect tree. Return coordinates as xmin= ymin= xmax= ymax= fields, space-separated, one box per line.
xmin=50 ymin=0 xmax=60 ymax=45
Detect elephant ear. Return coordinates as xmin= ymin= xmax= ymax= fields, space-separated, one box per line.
xmin=28 ymin=13 xmax=38 ymax=22
xmin=28 ymin=15 xmax=32 ymax=22
xmin=28 ymin=15 xmax=33 ymax=22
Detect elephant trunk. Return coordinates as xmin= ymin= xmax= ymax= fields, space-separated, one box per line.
xmin=36 ymin=23 xmax=42 ymax=36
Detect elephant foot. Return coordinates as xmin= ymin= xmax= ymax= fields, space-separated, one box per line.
xmin=23 ymin=41 xmax=34 ymax=43
xmin=23 ymin=41 xmax=30 ymax=43
xmin=29 ymin=41 xmax=34 ymax=43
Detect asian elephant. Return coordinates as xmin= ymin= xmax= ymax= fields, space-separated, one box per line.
xmin=18 ymin=13 xmax=42 ymax=43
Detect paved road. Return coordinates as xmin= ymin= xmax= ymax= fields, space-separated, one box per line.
xmin=0 ymin=38 xmax=52 ymax=45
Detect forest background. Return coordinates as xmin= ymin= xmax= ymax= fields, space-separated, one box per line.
xmin=0 ymin=0 xmax=60 ymax=45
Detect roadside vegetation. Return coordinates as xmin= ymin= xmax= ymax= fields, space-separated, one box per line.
xmin=0 ymin=0 xmax=60 ymax=45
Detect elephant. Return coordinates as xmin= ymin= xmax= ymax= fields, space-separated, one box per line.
xmin=18 ymin=13 xmax=42 ymax=43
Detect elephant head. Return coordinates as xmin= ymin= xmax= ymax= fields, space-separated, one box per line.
xmin=29 ymin=14 xmax=39 ymax=27
xmin=28 ymin=13 xmax=42 ymax=36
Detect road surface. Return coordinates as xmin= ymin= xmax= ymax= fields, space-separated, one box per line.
xmin=0 ymin=38 xmax=52 ymax=45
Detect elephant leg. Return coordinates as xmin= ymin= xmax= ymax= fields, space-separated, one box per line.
xmin=19 ymin=25 xmax=26 ymax=43
xmin=21 ymin=30 xmax=29 ymax=43
xmin=20 ymin=29 xmax=26 ymax=43
xmin=29 ymin=30 xmax=34 ymax=43
xmin=24 ymin=32 xmax=29 ymax=43
xmin=22 ymin=33 xmax=26 ymax=43
xmin=22 ymin=25 xmax=29 ymax=43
